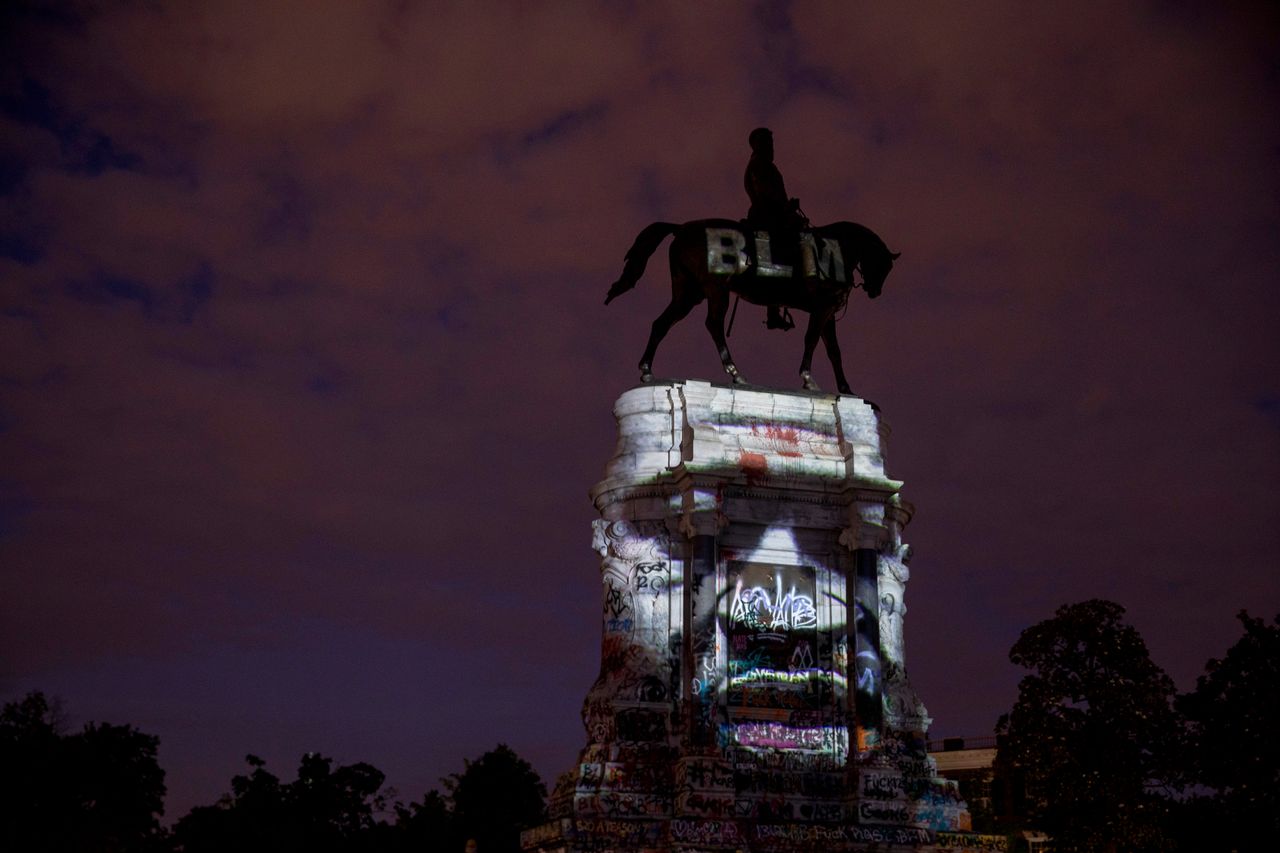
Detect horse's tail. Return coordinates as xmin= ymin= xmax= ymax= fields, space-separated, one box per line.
xmin=605 ymin=222 xmax=680 ymax=305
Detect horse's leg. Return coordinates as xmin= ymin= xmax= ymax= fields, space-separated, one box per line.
xmin=639 ymin=296 xmax=698 ymax=382
xmin=705 ymin=287 xmax=746 ymax=385
xmin=798 ymin=309 xmax=830 ymax=391
xmin=821 ymin=320 xmax=853 ymax=395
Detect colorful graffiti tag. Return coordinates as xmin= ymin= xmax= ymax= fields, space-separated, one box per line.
xmin=727 ymin=562 xmax=824 ymax=715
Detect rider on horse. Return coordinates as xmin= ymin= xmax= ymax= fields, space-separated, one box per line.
xmin=745 ymin=127 xmax=807 ymax=331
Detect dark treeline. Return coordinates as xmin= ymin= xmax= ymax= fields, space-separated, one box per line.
xmin=3 ymin=606 xmax=1275 ymax=853
xmin=0 ymin=695 xmax=545 ymax=853
xmin=993 ymin=603 xmax=1279 ymax=852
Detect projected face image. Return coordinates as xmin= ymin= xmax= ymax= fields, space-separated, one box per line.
xmin=727 ymin=562 xmax=831 ymax=714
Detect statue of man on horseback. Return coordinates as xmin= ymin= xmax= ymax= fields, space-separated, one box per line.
xmin=604 ymin=130 xmax=900 ymax=396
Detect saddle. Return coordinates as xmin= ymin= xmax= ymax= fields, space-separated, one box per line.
xmin=741 ymin=201 xmax=811 ymax=269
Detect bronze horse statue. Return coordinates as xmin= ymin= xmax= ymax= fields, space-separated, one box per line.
xmin=605 ymin=220 xmax=899 ymax=394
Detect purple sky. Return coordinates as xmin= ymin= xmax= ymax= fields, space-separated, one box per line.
xmin=2 ymin=0 xmax=1277 ymax=820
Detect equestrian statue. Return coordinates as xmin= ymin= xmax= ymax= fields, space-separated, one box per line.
xmin=604 ymin=128 xmax=900 ymax=396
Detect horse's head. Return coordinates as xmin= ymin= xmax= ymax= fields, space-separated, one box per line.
xmin=859 ymin=248 xmax=900 ymax=299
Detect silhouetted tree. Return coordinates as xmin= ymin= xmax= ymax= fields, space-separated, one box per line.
xmin=171 ymin=752 xmax=388 ymax=853
xmin=996 ymin=600 xmax=1181 ymax=852
xmin=171 ymin=755 xmax=285 ymax=852
xmin=445 ymin=744 xmax=547 ymax=853
xmin=390 ymin=789 xmax=458 ymax=853
xmin=1176 ymin=610 xmax=1280 ymax=848
xmin=173 ymin=743 xmax=547 ymax=853
xmin=0 ymin=691 xmax=167 ymax=853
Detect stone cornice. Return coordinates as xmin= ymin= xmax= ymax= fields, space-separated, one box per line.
xmin=592 ymin=380 xmax=904 ymax=513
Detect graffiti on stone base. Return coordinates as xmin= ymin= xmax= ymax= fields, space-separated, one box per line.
xmin=736 ymin=797 xmax=797 ymax=821
xmin=797 ymin=801 xmax=844 ymax=822
xmin=615 ymin=707 xmax=667 ymax=742
xmin=677 ymin=757 xmax=735 ymax=790
xmin=596 ymin=761 xmax=672 ymax=792
xmin=733 ymin=798 xmax=844 ymax=822
xmin=730 ymin=575 xmax=817 ymax=632
xmin=860 ymin=770 xmax=906 ymax=799
xmin=577 ymin=762 xmax=603 ymax=787
xmin=520 ymin=819 xmax=568 ymax=847
xmin=670 ymin=818 xmax=744 ymax=847
xmin=935 ymin=831 xmax=1009 ymax=851
xmin=891 ymin=757 xmax=937 ymax=778
xmin=858 ymin=799 xmax=909 ymax=823
xmin=752 ymin=823 xmax=934 ymax=845
xmin=574 ymin=790 xmax=670 ymax=818
xmin=678 ymin=790 xmax=735 ymax=819
xmin=633 ymin=560 xmax=667 ymax=595
xmin=572 ymin=817 xmax=666 ymax=848
xmin=733 ymin=767 xmax=843 ymax=798
xmin=729 ymin=746 xmax=844 ymax=772
xmin=911 ymin=785 xmax=968 ymax=831
xmin=604 ymin=585 xmax=632 ymax=619
xmin=729 ymin=720 xmax=827 ymax=750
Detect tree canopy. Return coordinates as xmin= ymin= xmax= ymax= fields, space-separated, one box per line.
xmin=2 ymin=691 xmax=550 ymax=853
xmin=171 ymin=752 xmax=391 ymax=853
xmin=1176 ymin=610 xmax=1280 ymax=846
xmin=445 ymin=744 xmax=549 ymax=853
xmin=1 ymin=691 xmax=167 ymax=853
xmin=170 ymin=743 xmax=547 ymax=853
xmin=995 ymin=599 xmax=1181 ymax=852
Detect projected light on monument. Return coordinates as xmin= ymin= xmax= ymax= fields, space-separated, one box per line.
xmin=523 ymin=381 xmax=975 ymax=853
xmin=724 ymin=561 xmax=847 ymax=761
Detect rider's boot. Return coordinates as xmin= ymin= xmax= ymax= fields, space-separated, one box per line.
xmin=766 ymin=305 xmax=794 ymax=331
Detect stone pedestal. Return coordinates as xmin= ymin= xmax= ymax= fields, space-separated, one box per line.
xmin=524 ymin=380 xmax=975 ymax=853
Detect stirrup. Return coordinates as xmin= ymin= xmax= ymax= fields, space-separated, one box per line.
xmin=765 ymin=308 xmax=795 ymax=331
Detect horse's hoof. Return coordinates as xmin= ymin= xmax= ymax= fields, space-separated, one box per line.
xmin=725 ymin=364 xmax=747 ymax=385
xmin=639 ymin=363 xmax=654 ymax=383
xmin=800 ymin=371 xmax=821 ymax=392
xmin=837 ymin=385 xmax=853 ymax=396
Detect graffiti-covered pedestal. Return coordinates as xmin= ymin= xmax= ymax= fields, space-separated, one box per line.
xmin=523 ymin=380 xmax=975 ymax=853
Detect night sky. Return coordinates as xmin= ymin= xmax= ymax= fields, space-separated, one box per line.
xmin=3 ymin=1 xmax=1277 ymax=821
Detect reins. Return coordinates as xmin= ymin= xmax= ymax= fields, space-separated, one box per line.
xmin=835 ymin=264 xmax=863 ymax=323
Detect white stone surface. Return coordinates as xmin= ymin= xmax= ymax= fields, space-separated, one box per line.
xmin=594 ymin=381 xmax=902 ymax=506
xmin=540 ymin=381 xmax=970 ymax=847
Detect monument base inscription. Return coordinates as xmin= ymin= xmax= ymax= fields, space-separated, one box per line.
xmin=523 ymin=380 xmax=992 ymax=853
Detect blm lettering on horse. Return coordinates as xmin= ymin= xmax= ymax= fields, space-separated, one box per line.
xmin=604 ymin=219 xmax=899 ymax=394
xmin=705 ymin=228 xmax=847 ymax=283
